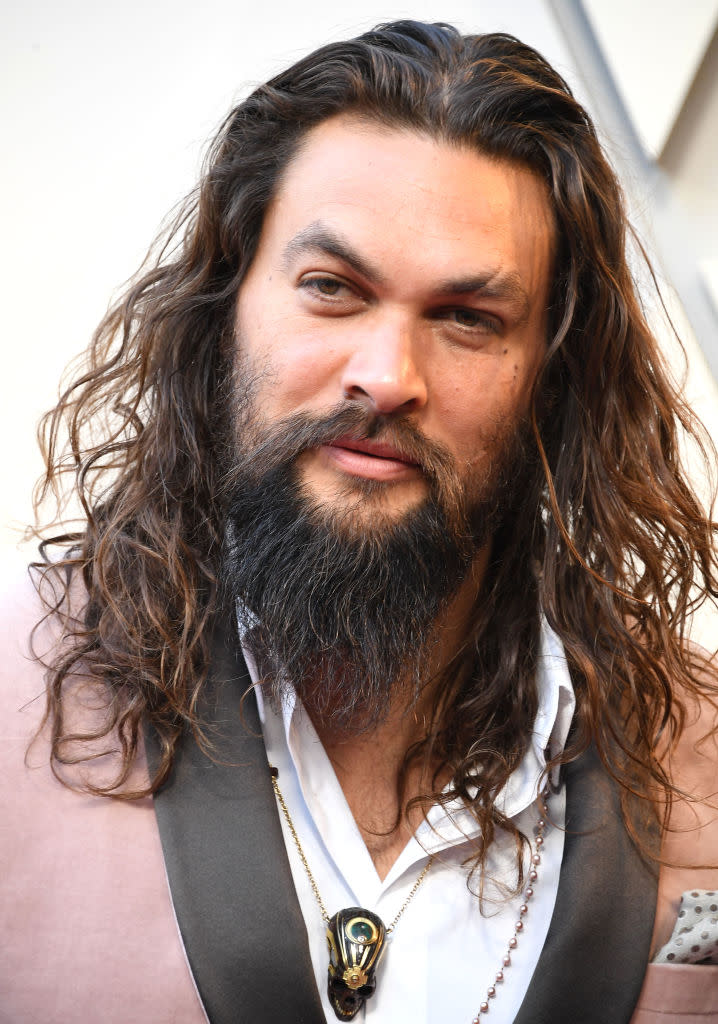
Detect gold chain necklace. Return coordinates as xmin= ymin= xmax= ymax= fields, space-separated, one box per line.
xmin=271 ymin=765 xmax=435 ymax=1019
xmin=271 ymin=764 xmax=550 ymax=1023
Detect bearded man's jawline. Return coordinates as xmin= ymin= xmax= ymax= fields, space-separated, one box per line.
xmin=220 ymin=400 xmax=531 ymax=733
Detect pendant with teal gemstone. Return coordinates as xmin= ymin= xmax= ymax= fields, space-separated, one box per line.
xmin=326 ymin=907 xmax=387 ymax=1019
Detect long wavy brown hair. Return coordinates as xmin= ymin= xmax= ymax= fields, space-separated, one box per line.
xmin=33 ymin=22 xmax=718 ymax=876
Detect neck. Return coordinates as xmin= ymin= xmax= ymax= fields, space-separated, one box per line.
xmin=308 ymin=548 xmax=488 ymax=878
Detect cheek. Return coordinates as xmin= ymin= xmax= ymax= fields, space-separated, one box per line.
xmin=432 ymin=356 xmax=533 ymax=462
xmin=275 ymin=347 xmax=340 ymax=410
xmin=237 ymin=266 xmax=351 ymax=416
xmin=237 ymin=310 xmax=344 ymax=416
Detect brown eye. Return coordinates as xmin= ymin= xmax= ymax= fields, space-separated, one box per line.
xmin=316 ymin=278 xmax=342 ymax=295
xmin=454 ymin=309 xmax=482 ymax=327
xmin=302 ymin=276 xmax=346 ymax=297
xmin=298 ymin=274 xmax=365 ymax=316
xmin=445 ymin=308 xmax=500 ymax=333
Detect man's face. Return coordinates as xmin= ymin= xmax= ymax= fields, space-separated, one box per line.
xmin=234 ymin=116 xmax=554 ymax=535
xmin=226 ymin=117 xmax=554 ymax=722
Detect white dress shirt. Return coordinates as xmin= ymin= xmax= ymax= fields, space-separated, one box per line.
xmin=249 ymin=619 xmax=575 ymax=1024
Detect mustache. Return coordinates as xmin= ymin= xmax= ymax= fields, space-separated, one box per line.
xmin=229 ymin=402 xmax=469 ymax=530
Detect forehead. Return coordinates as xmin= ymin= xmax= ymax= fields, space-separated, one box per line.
xmin=255 ymin=115 xmax=555 ymax=309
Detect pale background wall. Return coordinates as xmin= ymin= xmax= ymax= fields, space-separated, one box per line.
xmin=575 ymin=0 xmax=718 ymax=387
xmin=2 ymin=0 xmax=717 ymax=636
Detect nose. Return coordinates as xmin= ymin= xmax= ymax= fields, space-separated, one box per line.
xmin=340 ymin=316 xmax=428 ymax=415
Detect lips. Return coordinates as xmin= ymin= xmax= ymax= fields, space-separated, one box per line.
xmin=328 ymin=436 xmax=419 ymax=465
xmin=320 ymin=435 xmax=420 ymax=481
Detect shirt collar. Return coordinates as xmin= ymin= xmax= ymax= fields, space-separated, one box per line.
xmin=247 ymin=615 xmax=575 ymax=850
xmin=419 ymin=617 xmax=574 ymax=849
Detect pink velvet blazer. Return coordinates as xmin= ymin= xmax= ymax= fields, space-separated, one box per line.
xmin=1 ymin=564 xmax=716 ymax=1022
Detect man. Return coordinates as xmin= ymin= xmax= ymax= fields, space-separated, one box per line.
xmin=1 ymin=20 xmax=717 ymax=1024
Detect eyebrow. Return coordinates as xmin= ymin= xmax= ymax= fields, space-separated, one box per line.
xmin=437 ymin=272 xmax=531 ymax=322
xmin=282 ymin=222 xmax=387 ymax=286
xmin=282 ymin=220 xmax=532 ymax=319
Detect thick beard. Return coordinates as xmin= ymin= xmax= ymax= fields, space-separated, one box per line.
xmin=221 ymin=398 xmax=529 ymax=733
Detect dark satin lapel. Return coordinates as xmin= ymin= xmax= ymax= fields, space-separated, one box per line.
xmin=513 ymin=745 xmax=660 ymax=1024
xmin=145 ymin=612 xmax=325 ymax=1024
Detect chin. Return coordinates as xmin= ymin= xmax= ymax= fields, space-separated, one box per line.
xmin=299 ymin=466 xmax=427 ymax=530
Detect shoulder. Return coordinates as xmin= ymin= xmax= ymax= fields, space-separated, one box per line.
xmin=0 ymin=545 xmax=52 ymax=722
xmin=665 ymin=654 xmax=718 ymax=802
xmin=0 ymin=541 xmax=105 ymax=748
xmin=0 ymin=546 xmax=91 ymax=774
xmin=0 ymin=547 xmax=66 ymax=819
xmin=0 ymin=546 xmax=144 ymax=790
xmin=0 ymin=558 xmax=196 ymax=1022
xmin=661 ymin=648 xmax=718 ymax=837
xmin=651 ymin=650 xmax=718 ymax=954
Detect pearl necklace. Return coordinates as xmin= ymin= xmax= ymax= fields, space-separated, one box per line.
xmin=471 ymin=785 xmax=550 ymax=1020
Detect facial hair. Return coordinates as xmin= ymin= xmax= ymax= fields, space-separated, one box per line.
xmin=221 ymin=394 xmax=530 ymax=733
